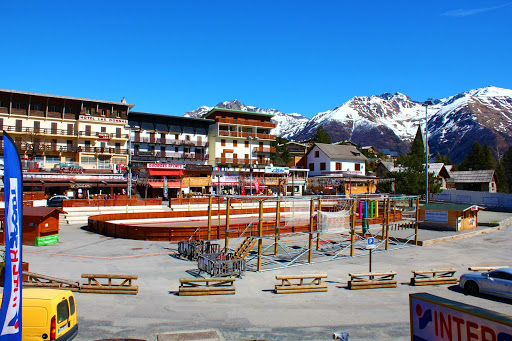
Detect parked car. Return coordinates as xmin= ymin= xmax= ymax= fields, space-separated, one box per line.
xmin=47 ymin=195 xmax=70 ymax=207
xmin=0 ymin=288 xmax=78 ymax=341
xmin=459 ymin=268 xmax=512 ymax=299
xmin=51 ymin=162 xmax=84 ymax=173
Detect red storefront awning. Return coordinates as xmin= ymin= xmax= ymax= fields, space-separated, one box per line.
xmin=148 ymin=170 xmax=183 ymax=176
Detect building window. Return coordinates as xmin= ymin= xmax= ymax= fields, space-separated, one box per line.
xmin=315 ymin=151 xmax=319 ymax=158
xmin=233 ymin=140 xmax=237 ymax=147
xmin=175 ymin=147 xmax=179 ymax=152
xmin=245 ymin=141 xmax=249 ymax=147
xmin=221 ymin=139 xmax=226 ymax=146
xmin=355 ymin=163 xmax=361 ymax=171
xmin=309 ymin=163 xmax=314 ymax=171
xmin=336 ymin=162 xmax=341 ymax=170
xmin=15 ymin=103 xmax=22 ymax=109
xmin=116 ymin=111 xmax=121 ymax=118
xmin=33 ymin=104 xmax=41 ymax=111
xmin=175 ymin=134 xmax=179 ymax=140
xmin=0 ymin=101 xmax=3 ymax=107
xmin=320 ymin=162 xmax=326 ymax=171
xmin=101 ymin=110 xmax=106 ymax=116
xmin=65 ymin=107 xmax=73 ymax=114
xmin=51 ymin=106 xmax=58 ymax=112
xmin=86 ymin=108 xmax=91 ymax=115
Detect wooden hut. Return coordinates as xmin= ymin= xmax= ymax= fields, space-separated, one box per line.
xmin=0 ymin=207 xmax=64 ymax=246
xmin=419 ymin=203 xmax=481 ymax=231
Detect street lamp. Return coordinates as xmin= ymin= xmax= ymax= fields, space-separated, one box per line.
xmin=124 ymin=124 xmax=132 ymax=199
xmin=247 ymin=136 xmax=259 ymax=195
xmin=422 ymin=99 xmax=433 ymax=203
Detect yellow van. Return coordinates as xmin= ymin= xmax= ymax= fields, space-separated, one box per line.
xmin=0 ymin=288 xmax=78 ymax=340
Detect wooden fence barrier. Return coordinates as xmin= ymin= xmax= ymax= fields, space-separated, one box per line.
xmin=178 ymin=277 xmax=236 ymax=296
xmin=468 ymin=266 xmax=506 ymax=272
xmin=348 ymin=272 xmax=397 ymax=290
xmin=274 ymin=274 xmax=328 ymax=294
xmin=410 ymin=269 xmax=457 ymax=286
xmin=80 ymin=274 xmax=138 ymax=294
xmin=24 ymin=271 xmax=80 ymax=292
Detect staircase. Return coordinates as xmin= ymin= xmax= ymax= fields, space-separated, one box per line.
xmin=232 ymin=237 xmax=258 ymax=259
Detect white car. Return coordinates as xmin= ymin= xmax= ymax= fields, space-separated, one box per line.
xmin=459 ymin=268 xmax=512 ymax=299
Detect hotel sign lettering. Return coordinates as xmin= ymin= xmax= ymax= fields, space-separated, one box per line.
xmin=79 ymin=115 xmax=127 ymax=124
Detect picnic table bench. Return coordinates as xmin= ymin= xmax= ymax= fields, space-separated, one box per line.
xmin=80 ymin=273 xmax=138 ymax=295
xmin=178 ymin=277 xmax=236 ymax=296
xmin=348 ymin=272 xmax=397 ymax=290
xmin=410 ymin=269 xmax=457 ymax=286
xmin=274 ymin=274 xmax=328 ymax=294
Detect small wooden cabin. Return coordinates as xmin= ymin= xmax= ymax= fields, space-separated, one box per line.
xmin=0 ymin=207 xmax=64 ymax=246
xmin=419 ymin=203 xmax=481 ymax=231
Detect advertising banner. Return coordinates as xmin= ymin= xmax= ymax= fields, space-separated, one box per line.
xmin=410 ymin=293 xmax=512 ymax=341
xmin=0 ymin=132 xmax=23 ymax=341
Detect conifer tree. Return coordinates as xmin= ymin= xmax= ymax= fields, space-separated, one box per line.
xmin=311 ymin=126 xmax=332 ymax=144
xmin=501 ymin=146 xmax=512 ymax=192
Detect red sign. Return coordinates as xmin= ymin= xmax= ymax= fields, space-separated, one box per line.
xmin=97 ymin=132 xmax=110 ymax=141
xmin=147 ymin=163 xmax=183 ymax=170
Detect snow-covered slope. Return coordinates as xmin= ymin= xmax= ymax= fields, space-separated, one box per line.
xmin=182 ymin=86 xmax=512 ymax=162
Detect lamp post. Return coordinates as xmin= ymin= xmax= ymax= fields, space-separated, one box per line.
xmin=247 ymin=136 xmax=258 ymax=195
xmin=124 ymin=124 xmax=132 ymax=199
xmin=423 ymin=99 xmax=433 ymax=203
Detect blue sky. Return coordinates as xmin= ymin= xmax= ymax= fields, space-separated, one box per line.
xmin=1 ymin=1 xmax=511 ymax=118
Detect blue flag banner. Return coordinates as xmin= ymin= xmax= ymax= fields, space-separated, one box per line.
xmin=0 ymin=132 xmax=23 ymax=341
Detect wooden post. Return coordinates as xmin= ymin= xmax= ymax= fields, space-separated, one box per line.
xmin=308 ymin=199 xmax=314 ymax=263
xmin=350 ymin=200 xmax=356 ymax=257
xmin=224 ymin=197 xmax=231 ymax=252
xmin=385 ymin=199 xmax=390 ymax=250
xmin=414 ymin=196 xmax=419 ymax=245
xmin=207 ymin=194 xmax=212 ymax=241
xmin=257 ymin=200 xmax=263 ymax=271
xmin=274 ymin=199 xmax=280 ymax=255
xmin=316 ymin=198 xmax=321 ymax=250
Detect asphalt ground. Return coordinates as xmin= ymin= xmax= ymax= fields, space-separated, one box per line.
xmin=22 ymin=210 xmax=512 ymax=341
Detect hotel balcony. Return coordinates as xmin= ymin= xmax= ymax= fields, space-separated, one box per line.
xmin=133 ymin=150 xmax=208 ymax=160
xmin=253 ymin=147 xmax=276 ymax=153
xmin=79 ymin=131 xmax=129 ymax=140
xmin=78 ymin=146 xmax=129 ymax=155
xmin=2 ymin=125 xmax=76 ymax=136
xmin=218 ymin=130 xmax=276 ymax=140
xmin=216 ymin=117 xmax=276 ymax=129
xmin=132 ymin=137 xmax=208 ymax=147
xmin=215 ymin=157 xmax=272 ymax=166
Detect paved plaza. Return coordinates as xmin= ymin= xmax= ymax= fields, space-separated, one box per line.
xmin=23 ymin=211 xmax=512 ymax=340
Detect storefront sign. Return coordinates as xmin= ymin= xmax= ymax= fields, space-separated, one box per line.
xmin=23 ymin=173 xmax=125 ymax=182
xmin=424 ymin=210 xmax=448 ymax=223
xmin=186 ymin=164 xmax=213 ymax=172
xmin=147 ymin=163 xmax=183 ymax=169
xmin=265 ymin=166 xmax=289 ymax=174
xmin=79 ymin=115 xmax=127 ymax=124
xmin=410 ymin=293 xmax=512 ymax=341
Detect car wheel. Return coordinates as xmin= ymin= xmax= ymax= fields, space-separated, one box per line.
xmin=464 ymin=281 xmax=479 ymax=296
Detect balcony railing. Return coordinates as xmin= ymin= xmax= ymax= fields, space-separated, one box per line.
xmin=132 ymin=137 xmax=208 ymax=147
xmin=217 ymin=117 xmax=276 ymax=129
xmin=133 ymin=151 xmax=208 ymax=160
xmin=218 ymin=131 xmax=276 ymax=140
xmin=79 ymin=147 xmax=129 ymax=155
xmin=215 ymin=157 xmax=272 ymax=165
xmin=3 ymin=125 xmax=76 ymax=136
xmin=253 ymin=147 xmax=276 ymax=153
xmin=79 ymin=131 xmax=129 ymax=139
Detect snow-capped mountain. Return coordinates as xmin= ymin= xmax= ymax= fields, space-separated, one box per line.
xmin=294 ymin=92 xmax=439 ymax=154
xmin=428 ymin=86 xmax=512 ymax=163
xmin=182 ymin=86 xmax=512 ymax=163
xmin=184 ymin=100 xmax=309 ymax=139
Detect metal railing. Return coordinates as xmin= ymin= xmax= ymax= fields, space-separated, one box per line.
xmin=217 ymin=117 xmax=276 ymax=129
xmin=218 ymin=130 xmax=275 ymax=140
